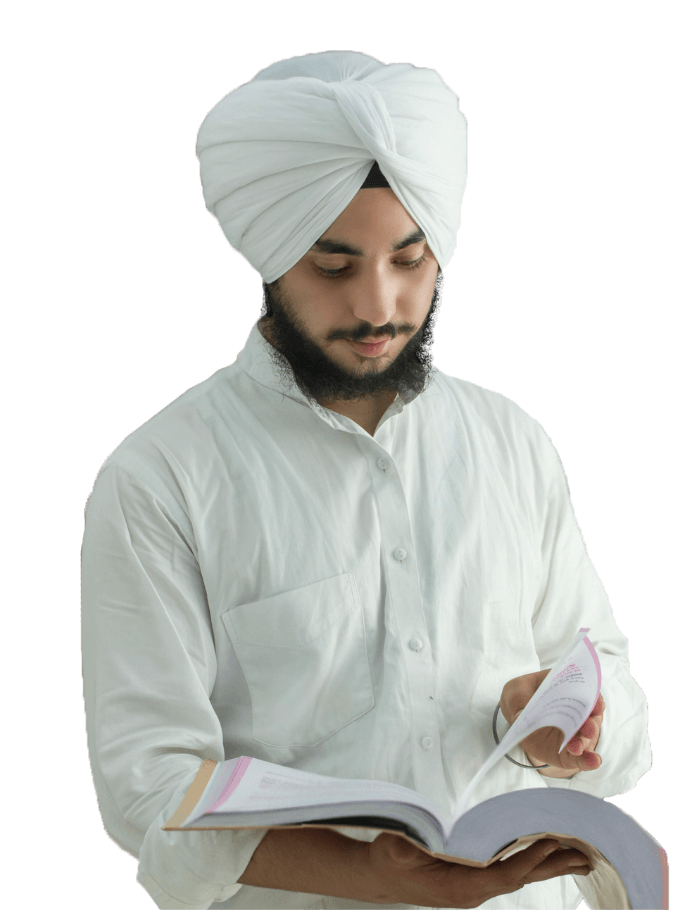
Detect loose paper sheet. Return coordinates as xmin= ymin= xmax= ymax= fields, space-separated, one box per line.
xmin=453 ymin=628 xmax=601 ymax=818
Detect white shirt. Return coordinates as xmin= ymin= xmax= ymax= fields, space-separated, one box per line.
xmin=81 ymin=322 xmax=651 ymax=910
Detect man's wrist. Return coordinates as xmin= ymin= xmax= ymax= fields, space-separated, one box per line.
xmin=524 ymin=750 xmax=578 ymax=779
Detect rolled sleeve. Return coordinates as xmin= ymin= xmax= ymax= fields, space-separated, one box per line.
xmin=136 ymin=782 xmax=267 ymax=908
xmin=81 ymin=461 xmax=267 ymax=908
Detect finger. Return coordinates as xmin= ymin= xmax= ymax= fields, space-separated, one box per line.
xmin=580 ymin=750 xmax=601 ymax=770
xmin=566 ymin=737 xmax=584 ymax=755
xmin=577 ymin=718 xmax=597 ymax=740
xmin=567 ymin=715 xmax=601 ymax=754
xmin=525 ymin=847 xmax=592 ymax=883
xmin=565 ymin=739 xmax=602 ymax=768
xmin=495 ymin=839 xmax=560 ymax=887
xmin=498 ymin=841 xmax=590 ymax=888
xmin=567 ymin=734 xmax=591 ymax=756
xmin=590 ymin=694 xmax=605 ymax=717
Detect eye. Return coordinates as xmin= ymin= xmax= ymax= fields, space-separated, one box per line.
xmin=316 ymin=255 xmax=428 ymax=279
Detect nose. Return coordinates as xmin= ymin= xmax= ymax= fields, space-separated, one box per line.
xmin=348 ymin=268 xmax=405 ymax=344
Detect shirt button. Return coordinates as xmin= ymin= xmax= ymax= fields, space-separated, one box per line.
xmin=394 ymin=548 xmax=407 ymax=561
xmin=409 ymin=638 xmax=423 ymax=651
xmin=377 ymin=457 xmax=388 ymax=471
xmin=421 ymin=737 xmax=433 ymax=750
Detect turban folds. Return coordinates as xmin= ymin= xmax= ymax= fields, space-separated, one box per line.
xmin=196 ymin=51 xmax=467 ymax=284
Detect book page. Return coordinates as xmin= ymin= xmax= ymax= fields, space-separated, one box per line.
xmin=452 ymin=628 xmax=601 ymax=819
xmin=184 ymin=754 xmax=443 ymax=828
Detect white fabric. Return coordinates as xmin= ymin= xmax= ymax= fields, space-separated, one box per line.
xmin=196 ymin=51 xmax=467 ymax=284
xmin=81 ymin=322 xmax=651 ymax=910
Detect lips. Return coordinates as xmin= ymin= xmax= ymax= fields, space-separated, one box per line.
xmin=349 ymin=339 xmax=389 ymax=356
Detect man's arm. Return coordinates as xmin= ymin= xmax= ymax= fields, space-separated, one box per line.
xmin=237 ymin=827 xmax=379 ymax=902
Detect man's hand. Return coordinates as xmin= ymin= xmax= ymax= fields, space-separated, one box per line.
xmin=500 ymin=669 xmax=605 ymax=775
xmin=368 ymin=832 xmax=591 ymax=907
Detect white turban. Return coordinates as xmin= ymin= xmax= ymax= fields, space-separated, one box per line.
xmin=196 ymin=51 xmax=467 ymax=284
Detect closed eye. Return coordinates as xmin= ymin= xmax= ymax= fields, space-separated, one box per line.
xmin=316 ymin=255 xmax=428 ymax=279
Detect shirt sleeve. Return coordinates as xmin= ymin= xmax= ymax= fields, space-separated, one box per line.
xmin=81 ymin=460 xmax=268 ymax=909
xmin=526 ymin=422 xmax=652 ymax=798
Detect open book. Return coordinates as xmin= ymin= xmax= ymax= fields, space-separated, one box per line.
xmin=164 ymin=628 xmax=668 ymax=909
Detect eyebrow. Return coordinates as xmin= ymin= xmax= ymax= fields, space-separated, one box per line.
xmin=309 ymin=227 xmax=426 ymax=257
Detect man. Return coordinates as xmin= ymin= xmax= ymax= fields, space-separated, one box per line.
xmin=81 ymin=51 xmax=651 ymax=910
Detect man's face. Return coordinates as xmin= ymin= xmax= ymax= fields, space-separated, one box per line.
xmin=258 ymin=187 xmax=443 ymax=408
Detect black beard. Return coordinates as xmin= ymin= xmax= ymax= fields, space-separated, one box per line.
xmin=257 ymin=270 xmax=444 ymax=407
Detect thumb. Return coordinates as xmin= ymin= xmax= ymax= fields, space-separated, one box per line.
xmin=375 ymin=831 xmax=423 ymax=866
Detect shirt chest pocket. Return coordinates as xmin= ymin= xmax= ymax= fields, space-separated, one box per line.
xmin=221 ymin=572 xmax=375 ymax=747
